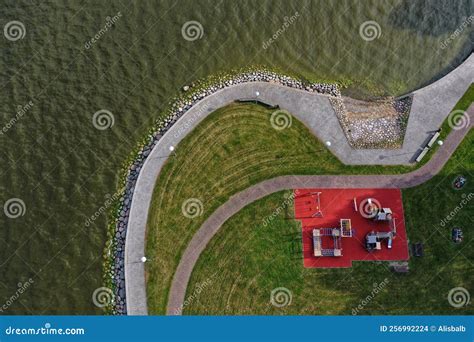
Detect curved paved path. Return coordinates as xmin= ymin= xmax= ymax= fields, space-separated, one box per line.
xmin=166 ymin=107 xmax=473 ymax=315
xmin=125 ymin=54 xmax=473 ymax=315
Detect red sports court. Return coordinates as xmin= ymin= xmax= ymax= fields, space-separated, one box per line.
xmin=294 ymin=188 xmax=409 ymax=268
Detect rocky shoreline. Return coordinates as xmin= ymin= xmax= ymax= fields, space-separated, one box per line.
xmin=108 ymin=71 xmax=341 ymax=315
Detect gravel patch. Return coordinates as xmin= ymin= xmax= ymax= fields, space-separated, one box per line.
xmin=330 ymin=96 xmax=412 ymax=149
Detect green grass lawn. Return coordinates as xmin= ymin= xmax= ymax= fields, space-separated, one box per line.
xmin=145 ymin=86 xmax=472 ymax=314
xmin=184 ymin=129 xmax=473 ymax=315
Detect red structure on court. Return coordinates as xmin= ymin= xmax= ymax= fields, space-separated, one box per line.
xmin=294 ymin=188 xmax=409 ymax=268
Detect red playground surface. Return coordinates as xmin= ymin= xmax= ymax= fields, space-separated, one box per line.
xmin=294 ymin=188 xmax=409 ymax=268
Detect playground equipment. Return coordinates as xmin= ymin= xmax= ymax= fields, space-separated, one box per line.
xmin=340 ymin=219 xmax=353 ymax=237
xmin=311 ymin=192 xmax=323 ymax=217
xmin=365 ymin=218 xmax=398 ymax=251
xmin=312 ymin=219 xmax=353 ymax=257
xmin=360 ymin=198 xmax=393 ymax=221
xmin=358 ymin=197 xmax=398 ymax=251
xmin=453 ymin=176 xmax=467 ymax=189
xmin=310 ymin=195 xmax=400 ymax=254
xmin=297 ymin=189 xmax=409 ymax=267
xmin=312 ymin=228 xmax=342 ymax=257
xmin=365 ymin=230 xmax=391 ymax=250
xmin=358 ymin=197 xmax=396 ymax=251
xmin=295 ymin=191 xmax=323 ymax=217
xmin=373 ymin=207 xmax=393 ymax=221
xmin=452 ymin=228 xmax=463 ymax=243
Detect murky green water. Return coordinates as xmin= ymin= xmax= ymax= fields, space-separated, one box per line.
xmin=0 ymin=0 xmax=472 ymax=313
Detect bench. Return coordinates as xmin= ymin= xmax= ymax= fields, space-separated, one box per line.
xmin=415 ymin=130 xmax=441 ymax=163
xmin=236 ymin=99 xmax=279 ymax=109
xmin=427 ymin=131 xmax=441 ymax=148
xmin=415 ymin=147 xmax=429 ymax=163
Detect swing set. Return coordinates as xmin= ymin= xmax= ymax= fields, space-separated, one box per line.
xmin=294 ymin=191 xmax=323 ymax=218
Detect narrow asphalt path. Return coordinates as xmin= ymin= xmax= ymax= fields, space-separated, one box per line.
xmin=125 ymin=54 xmax=473 ymax=315
xmin=166 ymin=106 xmax=473 ymax=315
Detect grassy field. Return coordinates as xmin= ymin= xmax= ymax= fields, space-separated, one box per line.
xmin=184 ymin=128 xmax=473 ymax=315
xmin=145 ymin=85 xmax=472 ymax=314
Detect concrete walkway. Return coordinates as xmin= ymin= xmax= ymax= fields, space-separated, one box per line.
xmin=166 ymin=106 xmax=473 ymax=315
xmin=125 ymin=54 xmax=473 ymax=315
